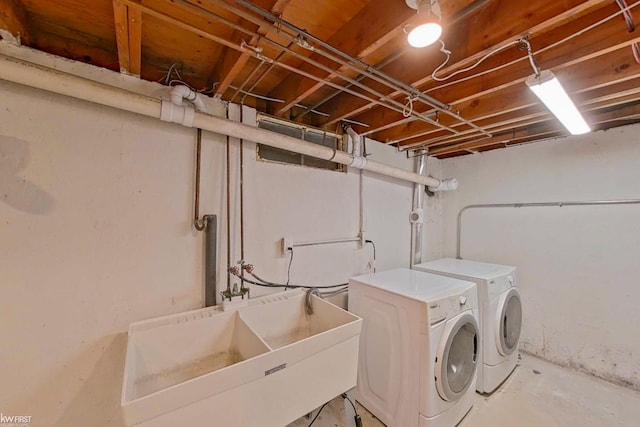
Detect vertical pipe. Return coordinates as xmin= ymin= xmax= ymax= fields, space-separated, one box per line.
xmin=225 ymin=107 xmax=232 ymax=291
xmin=194 ymin=128 xmax=206 ymax=231
xmin=204 ymin=214 xmax=218 ymax=306
xmin=410 ymin=151 xmax=428 ymax=267
xmin=240 ymin=106 xmax=245 ymax=262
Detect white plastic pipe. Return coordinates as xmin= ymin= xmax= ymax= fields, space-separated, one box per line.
xmin=429 ymin=178 xmax=459 ymax=192
xmin=345 ymin=126 xmax=362 ymax=157
xmin=0 ymin=54 xmax=443 ymax=187
xmin=170 ymin=84 xmax=207 ymax=113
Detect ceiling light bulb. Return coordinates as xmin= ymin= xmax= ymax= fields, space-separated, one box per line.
xmin=408 ymin=22 xmax=442 ymax=48
xmin=526 ymin=70 xmax=590 ymax=135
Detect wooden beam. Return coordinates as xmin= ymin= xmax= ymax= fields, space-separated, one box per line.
xmin=113 ymin=0 xmax=141 ymax=76
xmin=410 ymin=78 xmax=640 ymax=154
xmin=430 ymin=102 xmax=640 ymax=156
xmin=349 ymin=4 xmax=640 ymax=144
xmin=393 ymin=43 xmax=640 ymax=148
xmin=128 ymin=6 xmax=142 ymax=76
xmin=394 ymin=50 xmax=640 ymax=151
xmin=265 ymin=0 xmax=439 ymax=115
xmin=318 ymin=0 xmax=612 ymax=128
xmin=214 ymin=0 xmax=289 ymax=96
xmin=0 ymin=0 xmax=30 ymax=45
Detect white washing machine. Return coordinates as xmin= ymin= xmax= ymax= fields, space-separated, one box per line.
xmin=414 ymin=259 xmax=522 ymax=394
xmin=349 ymin=268 xmax=479 ymax=427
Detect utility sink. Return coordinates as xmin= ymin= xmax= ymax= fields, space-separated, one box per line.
xmin=121 ymin=290 xmax=362 ymax=427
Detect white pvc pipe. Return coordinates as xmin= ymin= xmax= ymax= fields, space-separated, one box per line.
xmin=170 ymin=84 xmax=207 ymax=113
xmin=345 ymin=126 xmax=362 ymax=157
xmin=0 ymin=54 xmax=443 ymax=187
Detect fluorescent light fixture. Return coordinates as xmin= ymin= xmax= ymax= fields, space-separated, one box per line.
xmin=526 ymin=70 xmax=590 ymax=135
xmin=408 ymin=22 xmax=442 ymax=48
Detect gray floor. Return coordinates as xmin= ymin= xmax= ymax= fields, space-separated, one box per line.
xmin=288 ymin=353 xmax=640 ymax=427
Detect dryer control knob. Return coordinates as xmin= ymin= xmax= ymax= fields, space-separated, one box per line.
xmin=459 ymin=296 xmax=467 ymax=305
xmin=507 ymin=275 xmax=514 ymax=284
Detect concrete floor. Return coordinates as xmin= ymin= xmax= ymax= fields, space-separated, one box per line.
xmin=288 ymin=353 xmax=640 ymax=427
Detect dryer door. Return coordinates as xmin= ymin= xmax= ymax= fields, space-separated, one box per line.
xmin=496 ymin=287 xmax=522 ymax=356
xmin=435 ymin=312 xmax=479 ymax=402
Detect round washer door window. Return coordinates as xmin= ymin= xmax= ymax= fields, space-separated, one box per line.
xmin=436 ymin=313 xmax=478 ymax=401
xmin=498 ymin=288 xmax=522 ymax=356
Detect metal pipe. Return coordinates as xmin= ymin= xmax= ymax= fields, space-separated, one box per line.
xmin=194 ymin=128 xmax=207 ymax=231
xmin=293 ymin=50 xmax=406 ymax=121
xmin=0 ymin=54 xmax=444 ymax=187
xmin=225 ymin=108 xmax=232 ymax=291
xmin=204 ymin=214 xmax=218 ymax=306
xmin=410 ymin=151 xmax=428 ymax=267
xmin=291 ymin=237 xmax=361 ymax=248
xmin=456 ymin=199 xmax=640 ymax=259
xmin=230 ymin=61 xmax=265 ymax=103
xmin=234 ymin=0 xmax=449 ymax=110
xmin=239 ymin=106 xmax=245 ymax=262
xmin=168 ymin=0 xmax=452 ymax=131
xmin=232 ymin=0 xmax=491 ymax=137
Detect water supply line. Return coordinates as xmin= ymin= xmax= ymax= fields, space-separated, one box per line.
xmin=0 ymin=54 xmax=453 ymax=188
xmin=192 ymin=127 xmax=218 ymax=306
xmin=456 ymin=199 xmax=640 ymax=259
xmin=194 ymin=128 xmax=207 ymax=231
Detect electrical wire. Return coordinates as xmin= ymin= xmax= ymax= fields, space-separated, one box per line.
xmin=425 ymin=0 xmax=640 ymax=93
xmin=286 ymin=248 xmax=294 ymax=288
xmin=365 ymin=239 xmax=376 ymax=273
xmin=616 ymin=0 xmax=636 ymax=32
xmin=431 ymin=39 xmax=522 ymax=82
xmin=341 ymin=393 xmax=363 ymax=427
xmin=237 ymin=270 xmax=348 ymax=289
xmin=307 ymin=402 xmax=329 ymax=427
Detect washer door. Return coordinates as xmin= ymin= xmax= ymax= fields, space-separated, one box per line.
xmin=497 ymin=288 xmax=522 ymax=356
xmin=435 ymin=312 xmax=479 ymax=402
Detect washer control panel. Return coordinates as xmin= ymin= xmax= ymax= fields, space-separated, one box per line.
xmin=427 ymin=287 xmax=476 ymax=326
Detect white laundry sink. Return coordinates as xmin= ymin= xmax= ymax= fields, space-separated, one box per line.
xmin=121 ymin=290 xmax=362 ymax=427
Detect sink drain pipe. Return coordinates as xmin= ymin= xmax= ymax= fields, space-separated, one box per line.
xmin=0 ymin=55 xmax=454 ymax=188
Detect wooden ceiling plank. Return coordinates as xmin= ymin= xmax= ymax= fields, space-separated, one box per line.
xmin=113 ymin=0 xmax=131 ymax=73
xmin=367 ymin=12 xmax=640 ymax=143
xmin=0 ymin=0 xmax=30 ymax=44
xmin=319 ymin=0 xmax=614 ymax=128
xmin=410 ymin=83 xmax=640 ymax=154
xmin=397 ymin=54 xmax=640 ymax=149
xmin=128 ymin=5 xmax=142 ymax=76
xmin=266 ymin=0 xmax=422 ymax=115
xmin=121 ymin=0 xmax=245 ymax=52
xmin=431 ymin=102 xmax=640 ymax=156
xmin=268 ymin=0 xmax=486 ymax=115
xmin=215 ymin=0 xmax=290 ymax=96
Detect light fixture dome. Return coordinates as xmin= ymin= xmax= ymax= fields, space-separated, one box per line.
xmin=405 ymin=0 xmax=442 ymax=48
xmin=408 ymin=22 xmax=442 ymax=48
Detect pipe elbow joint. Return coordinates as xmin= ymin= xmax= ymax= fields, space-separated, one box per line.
xmin=428 ymin=178 xmax=459 ymax=192
xmin=350 ymin=156 xmax=367 ymax=169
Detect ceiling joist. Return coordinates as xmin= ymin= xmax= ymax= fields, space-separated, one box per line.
xmin=113 ymin=0 xmax=141 ymax=76
xmin=0 ymin=0 xmax=30 ymax=44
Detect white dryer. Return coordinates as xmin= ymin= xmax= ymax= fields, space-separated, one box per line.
xmin=349 ymin=268 xmax=479 ymax=427
xmin=415 ymin=259 xmax=522 ymax=394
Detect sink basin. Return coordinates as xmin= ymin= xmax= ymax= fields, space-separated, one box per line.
xmin=121 ymin=290 xmax=362 ymax=426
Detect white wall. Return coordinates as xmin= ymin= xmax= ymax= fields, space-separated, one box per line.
xmin=434 ymin=125 xmax=640 ymax=390
xmin=0 ymin=61 xmax=417 ymax=425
